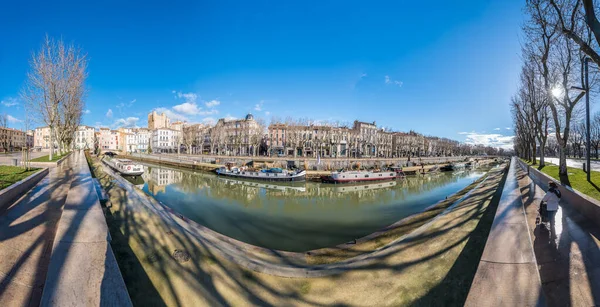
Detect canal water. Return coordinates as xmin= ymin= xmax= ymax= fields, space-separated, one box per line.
xmin=130 ymin=164 xmax=488 ymax=252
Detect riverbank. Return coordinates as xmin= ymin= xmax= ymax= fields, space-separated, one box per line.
xmin=121 ymin=152 xmax=499 ymax=179
xmin=89 ymin=153 xmax=508 ymax=306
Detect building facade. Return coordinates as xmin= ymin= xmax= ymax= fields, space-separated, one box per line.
xmin=74 ymin=125 xmax=96 ymax=150
xmin=148 ymin=111 xmax=170 ymax=130
xmin=34 ymin=127 xmax=52 ymax=149
xmin=0 ymin=127 xmax=27 ymax=152
xmin=211 ymin=114 xmax=261 ymax=156
xmin=151 ymin=128 xmax=180 ymax=153
xmin=98 ymin=128 xmax=119 ymax=150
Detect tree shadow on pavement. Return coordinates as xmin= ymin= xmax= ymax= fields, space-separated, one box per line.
xmin=93 ymin=156 xmax=509 ymax=307
xmin=411 ymin=159 xmax=509 ymax=306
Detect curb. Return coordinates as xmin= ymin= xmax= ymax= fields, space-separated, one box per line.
xmin=0 ymin=168 xmax=48 ymax=211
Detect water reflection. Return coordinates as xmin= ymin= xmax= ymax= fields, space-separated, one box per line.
xmin=137 ymin=163 xmax=487 ymax=252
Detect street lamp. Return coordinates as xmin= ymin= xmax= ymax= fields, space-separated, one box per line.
xmin=570 ymin=57 xmax=591 ymax=181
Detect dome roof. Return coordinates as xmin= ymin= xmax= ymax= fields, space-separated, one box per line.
xmin=245 ymin=113 xmax=254 ymax=120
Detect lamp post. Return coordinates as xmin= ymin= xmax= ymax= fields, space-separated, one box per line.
xmin=571 ymin=57 xmax=591 ymax=181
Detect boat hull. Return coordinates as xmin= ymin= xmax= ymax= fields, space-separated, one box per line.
xmin=102 ymin=158 xmax=144 ymax=176
xmin=321 ymin=175 xmax=397 ymax=184
xmin=216 ymin=170 xmax=306 ymax=182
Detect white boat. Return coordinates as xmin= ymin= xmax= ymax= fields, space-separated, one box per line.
xmin=102 ymin=153 xmax=144 ymax=176
xmin=322 ymin=170 xmax=399 ymax=183
xmin=215 ymin=166 xmax=306 ymax=182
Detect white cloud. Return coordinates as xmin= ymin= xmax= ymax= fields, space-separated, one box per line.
xmin=493 ymin=128 xmax=500 ymax=131
xmin=7 ymin=115 xmax=22 ymax=123
xmin=113 ymin=117 xmax=139 ymax=128
xmin=154 ymin=107 xmax=189 ymax=122
xmin=224 ymin=114 xmax=236 ymax=121
xmin=106 ymin=109 xmax=113 ymax=118
xmin=265 ymin=111 xmax=271 ymax=116
xmin=205 ymin=100 xmax=220 ymax=108
xmin=384 ymin=75 xmax=402 ymax=87
xmin=254 ymin=100 xmax=265 ymax=111
xmin=1 ymin=97 xmax=18 ymax=107
xmin=458 ymin=131 xmax=514 ymax=150
xmin=505 ymin=127 xmax=511 ymax=130
xmin=173 ymin=102 xmax=201 ymax=115
xmin=84 ymin=109 xmax=91 ymax=114
xmin=360 ymin=73 xmax=367 ymax=78
xmin=176 ymin=92 xmax=198 ymax=103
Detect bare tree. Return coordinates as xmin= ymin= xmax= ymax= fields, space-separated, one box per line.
xmin=591 ymin=111 xmax=600 ymax=158
xmin=249 ymin=118 xmax=266 ymax=156
xmin=21 ymin=36 xmax=87 ymax=161
xmin=0 ymin=113 xmax=7 ymax=128
xmin=548 ymin=0 xmax=600 ymax=65
xmin=182 ymin=124 xmax=197 ymax=154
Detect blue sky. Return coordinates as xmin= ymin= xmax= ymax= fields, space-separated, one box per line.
xmin=1 ymin=0 xmax=525 ymax=148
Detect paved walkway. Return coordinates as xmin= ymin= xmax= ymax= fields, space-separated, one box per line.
xmin=543 ymin=157 xmax=600 ymax=172
xmin=465 ymin=157 xmax=545 ymax=306
xmin=0 ymin=151 xmax=130 ymax=307
xmin=0 ymin=151 xmax=47 ymax=166
xmin=516 ymin=162 xmax=600 ymax=306
xmin=0 ymin=151 xmax=76 ymax=306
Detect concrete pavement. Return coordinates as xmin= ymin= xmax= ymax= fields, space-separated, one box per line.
xmin=0 ymin=151 xmax=47 ymax=166
xmin=517 ymin=161 xmax=600 ymax=306
xmin=0 ymin=151 xmax=76 ymax=306
xmin=543 ymin=157 xmax=600 ymax=172
xmin=465 ymin=158 xmax=545 ymax=306
xmin=0 ymin=151 xmax=130 ymax=307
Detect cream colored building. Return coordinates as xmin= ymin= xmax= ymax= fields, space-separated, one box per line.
xmin=151 ymin=128 xmax=180 ymax=153
xmin=148 ymin=111 xmax=170 ymax=130
xmin=74 ymin=125 xmax=96 ymax=150
xmin=34 ymin=127 xmax=53 ymax=149
xmin=212 ymin=114 xmax=261 ymax=156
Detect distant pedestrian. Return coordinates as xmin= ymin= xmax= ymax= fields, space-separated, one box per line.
xmin=537 ymin=181 xmax=561 ymax=230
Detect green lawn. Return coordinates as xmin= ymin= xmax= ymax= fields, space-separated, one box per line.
xmin=30 ymin=152 xmax=70 ymax=162
xmin=521 ymin=158 xmax=600 ymax=201
xmin=0 ymin=166 xmax=40 ymax=190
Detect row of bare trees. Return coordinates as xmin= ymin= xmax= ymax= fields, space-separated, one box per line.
xmin=21 ymin=36 xmax=87 ymax=161
xmin=514 ymin=0 xmax=600 ymax=179
xmin=180 ymin=117 xmax=267 ymax=156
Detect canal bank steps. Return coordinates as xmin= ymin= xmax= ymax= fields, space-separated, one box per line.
xmin=93 ymin=155 xmax=507 ymax=276
xmin=91 ymin=155 xmax=509 ymax=306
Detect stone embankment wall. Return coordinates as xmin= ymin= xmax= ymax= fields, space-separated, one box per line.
xmin=123 ymin=152 xmax=497 ymax=171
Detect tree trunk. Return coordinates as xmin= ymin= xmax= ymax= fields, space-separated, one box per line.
xmin=559 ymin=145 xmax=568 ymax=176
xmin=49 ymin=126 xmax=54 ymax=161
xmin=539 ymin=139 xmax=546 ymax=167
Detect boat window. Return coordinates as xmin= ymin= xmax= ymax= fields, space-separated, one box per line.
xmin=365 ymin=175 xmax=369 ymax=178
